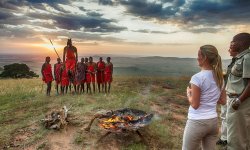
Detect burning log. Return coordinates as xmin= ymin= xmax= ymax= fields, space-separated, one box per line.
xmin=85 ymin=108 xmax=153 ymax=132
xmin=85 ymin=108 xmax=153 ymax=144
xmin=41 ymin=106 xmax=71 ymax=130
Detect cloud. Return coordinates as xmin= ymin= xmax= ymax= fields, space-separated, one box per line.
xmin=0 ymin=0 xmax=71 ymax=13
xmin=132 ymin=29 xmax=177 ymax=34
xmin=1 ymin=0 xmax=250 ymax=44
xmin=26 ymin=0 xmax=71 ymax=13
xmin=181 ymin=0 xmax=250 ymax=25
xmin=124 ymin=41 xmax=193 ymax=46
xmin=187 ymin=27 xmax=225 ymax=33
xmin=118 ymin=0 xmax=250 ymax=33
xmin=0 ymin=24 xmax=125 ymax=45
xmin=0 ymin=0 xmax=25 ymax=10
xmin=0 ymin=10 xmax=13 ymax=20
xmin=98 ymin=0 xmax=115 ymax=5
xmin=0 ymin=25 xmax=37 ymax=39
xmin=0 ymin=3 xmax=126 ymax=45
xmin=48 ymin=14 xmax=127 ymax=32
xmin=78 ymin=6 xmax=86 ymax=11
xmin=86 ymin=11 xmax=103 ymax=17
xmin=0 ymin=0 xmax=127 ymax=34
xmin=120 ymin=0 xmax=185 ymax=19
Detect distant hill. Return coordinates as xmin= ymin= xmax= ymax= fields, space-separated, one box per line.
xmin=0 ymin=54 xmax=231 ymax=77
xmin=112 ymin=56 xmax=231 ymax=76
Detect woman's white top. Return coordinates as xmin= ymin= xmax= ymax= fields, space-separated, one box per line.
xmin=188 ymin=70 xmax=221 ymax=120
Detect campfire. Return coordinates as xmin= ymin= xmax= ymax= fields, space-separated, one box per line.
xmin=85 ymin=108 xmax=154 ymax=143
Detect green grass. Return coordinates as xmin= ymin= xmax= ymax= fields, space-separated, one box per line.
xmin=0 ymin=76 xmax=192 ymax=149
xmin=122 ymin=143 xmax=147 ymax=150
xmin=74 ymin=132 xmax=85 ymax=145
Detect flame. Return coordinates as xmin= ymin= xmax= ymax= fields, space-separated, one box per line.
xmin=99 ymin=115 xmax=134 ymax=131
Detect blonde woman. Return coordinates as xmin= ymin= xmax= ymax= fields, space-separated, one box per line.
xmin=182 ymin=45 xmax=226 ymax=150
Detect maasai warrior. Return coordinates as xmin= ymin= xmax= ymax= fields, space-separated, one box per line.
xmin=85 ymin=57 xmax=89 ymax=64
xmin=75 ymin=58 xmax=86 ymax=94
xmin=41 ymin=56 xmax=53 ymax=96
xmin=104 ymin=57 xmax=113 ymax=93
xmin=63 ymin=39 xmax=78 ymax=83
xmin=83 ymin=57 xmax=89 ymax=92
xmin=86 ymin=57 xmax=96 ymax=93
xmin=60 ymin=64 xmax=69 ymax=94
xmin=97 ymin=57 xmax=105 ymax=93
xmin=54 ymin=58 xmax=62 ymax=95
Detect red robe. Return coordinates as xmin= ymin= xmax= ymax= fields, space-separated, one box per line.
xmin=104 ymin=63 xmax=112 ymax=83
xmin=65 ymin=47 xmax=76 ymax=73
xmin=42 ymin=63 xmax=53 ymax=83
xmin=54 ymin=63 xmax=62 ymax=84
xmin=86 ymin=63 xmax=96 ymax=83
xmin=75 ymin=63 xmax=86 ymax=85
xmin=61 ymin=69 xmax=69 ymax=86
xmin=97 ymin=61 xmax=105 ymax=83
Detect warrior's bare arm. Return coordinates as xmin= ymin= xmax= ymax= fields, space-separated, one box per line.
xmin=111 ymin=63 xmax=113 ymax=75
xmin=63 ymin=47 xmax=66 ymax=63
xmin=75 ymin=47 xmax=78 ymax=62
xmin=54 ymin=64 xmax=56 ymax=80
xmin=41 ymin=63 xmax=45 ymax=79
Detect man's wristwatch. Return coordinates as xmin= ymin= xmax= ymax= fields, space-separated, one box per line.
xmin=232 ymin=97 xmax=241 ymax=110
xmin=235 ymin=98 xmax=241 ymax=104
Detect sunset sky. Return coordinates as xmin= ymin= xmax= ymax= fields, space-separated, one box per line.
xmin=0 ymin=0 xmax=250 ymax=59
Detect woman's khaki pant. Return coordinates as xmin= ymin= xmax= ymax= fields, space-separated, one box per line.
xmin=182 ymin=118 xmax=218 ymax=150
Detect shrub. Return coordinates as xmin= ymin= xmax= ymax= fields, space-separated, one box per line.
xmin=0 ymin=63 xmax=39 ymax=78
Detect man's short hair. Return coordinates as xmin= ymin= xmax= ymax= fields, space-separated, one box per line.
xmin=233 ymin=33 xmax=250 ymax=46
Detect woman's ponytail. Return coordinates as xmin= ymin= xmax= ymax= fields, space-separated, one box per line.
xmin=200 ymin=45 xmax=224 ymax=89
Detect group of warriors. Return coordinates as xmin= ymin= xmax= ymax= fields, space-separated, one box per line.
xmin=41 ymin=39 xmax=113 ymax=96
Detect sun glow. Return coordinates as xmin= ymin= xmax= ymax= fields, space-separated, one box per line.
xmin=30 ymin=43 xmax=64 ymax=52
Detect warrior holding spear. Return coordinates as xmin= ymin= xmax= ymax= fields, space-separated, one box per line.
xmin=41 ymin=39 xmax=60 ymax=96
xmin=49 ymin=39 xmax=62 ymax=95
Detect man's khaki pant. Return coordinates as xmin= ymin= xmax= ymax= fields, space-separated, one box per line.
xmin=220 ymin=103 xmax=227 ymax=141
xmin=182 ymin=118 xmax=218 ymax=150
xmin=227 ymin=96 xmax=250 ymax=150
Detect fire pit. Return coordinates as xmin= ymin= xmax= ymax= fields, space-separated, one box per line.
xmin=85 ymin=108 xmax=154 ymax=143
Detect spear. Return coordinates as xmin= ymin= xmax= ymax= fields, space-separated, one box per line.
xmin=49 ymin=39 xmax=61 ymax=59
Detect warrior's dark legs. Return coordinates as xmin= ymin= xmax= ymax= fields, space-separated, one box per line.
xmin=47 ymin=82 xmax=52 ymax=96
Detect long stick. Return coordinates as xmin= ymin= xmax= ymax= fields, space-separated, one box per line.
xmin=49 ymin=39 xmax=61 ymax=59
xmin=97 ymin=131 xmax=111 ymax=143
